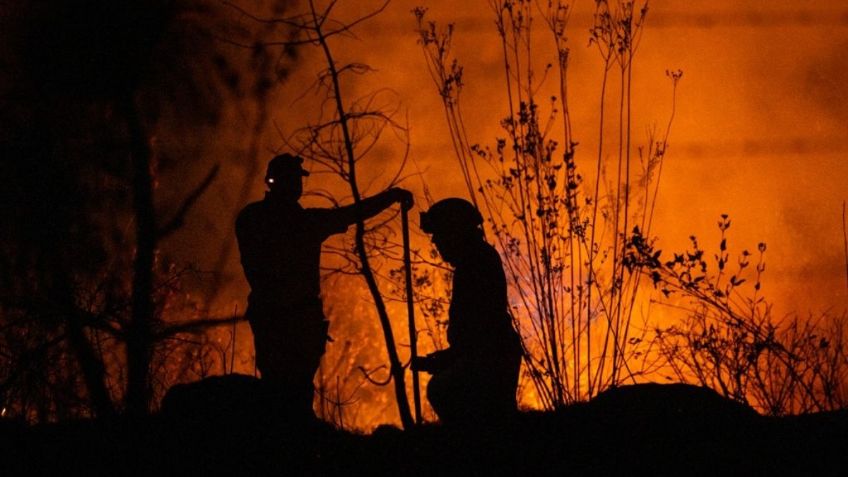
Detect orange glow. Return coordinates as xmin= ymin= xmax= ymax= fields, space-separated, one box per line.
xmin=154 ymin=0 xmax=848 ymax=431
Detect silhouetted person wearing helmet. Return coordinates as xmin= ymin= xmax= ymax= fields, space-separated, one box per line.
xmin=412 ymin=198 xmax=522 ymax=424
xmin=236 ymin=153 xmax=412 ymax=418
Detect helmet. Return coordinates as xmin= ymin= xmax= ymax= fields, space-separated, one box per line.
xmin=420 ymin=198 xmax=483 ymax=235
xmin=265 ymin=153 xmax=309 ymax=183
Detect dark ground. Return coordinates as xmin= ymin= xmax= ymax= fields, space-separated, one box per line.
xmin=1 ymin=378 xmax=845 ymax=476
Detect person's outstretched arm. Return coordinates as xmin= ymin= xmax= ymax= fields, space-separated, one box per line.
xmin=330 ymin=187 xmax=413 ymax=228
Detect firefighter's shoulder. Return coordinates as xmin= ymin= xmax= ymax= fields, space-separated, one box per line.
xmin=236 ymin=200 xmax=266 ymax=228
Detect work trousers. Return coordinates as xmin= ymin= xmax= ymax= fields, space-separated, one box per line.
xmin=427 ymin=343 xmax=522 ymax=424
xmin=246 ymin=299 xmax=328 ymax=417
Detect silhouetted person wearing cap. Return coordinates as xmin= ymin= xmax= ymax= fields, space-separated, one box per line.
xmin=412 ymin=198 xmax=522 ymax=424
xmin=236 ymin=153 xmax=412 ymax=417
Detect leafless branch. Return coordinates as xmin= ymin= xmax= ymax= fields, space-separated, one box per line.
xmin=155 ymin=315 xmax=246 ymax=339
xmin=158 ymin=163 xmax=220 ymax=239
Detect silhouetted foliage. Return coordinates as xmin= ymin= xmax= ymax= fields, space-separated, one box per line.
xmin=625 ymin=217 xmax=848 ymax=414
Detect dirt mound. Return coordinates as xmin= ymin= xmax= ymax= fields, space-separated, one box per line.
xmin=2 ymin=381 xmax=846 ymax=475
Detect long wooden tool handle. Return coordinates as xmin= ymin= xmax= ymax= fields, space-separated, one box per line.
xmin=401 ymin=206 xmax=422 ymax=425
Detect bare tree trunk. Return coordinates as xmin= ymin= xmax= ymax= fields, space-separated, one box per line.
xmin=123 ymin=92 xmax=156 ymax=417
xmin=65 ymin=311 xmax=115 ymax=417
xmin=53 ymin=264 xmax=116 ymax=417
xmin=310 ymin=0 xmax=413 ymax=429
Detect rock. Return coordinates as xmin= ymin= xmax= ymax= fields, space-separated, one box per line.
xmin=160 ymin=373 xmax=265 ymax=423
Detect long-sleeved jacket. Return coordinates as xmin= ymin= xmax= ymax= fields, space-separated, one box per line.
xmin=428 ymin=239 xmax=521 ymax=370
xmin=236 ymin=199 xmax=347 ymax=308
xmin=236 ymin=191 xmax=400 ymax=309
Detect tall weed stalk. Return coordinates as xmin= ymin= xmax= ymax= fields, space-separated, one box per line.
xmin=414 ymin=0 xmax=677 ymax=407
